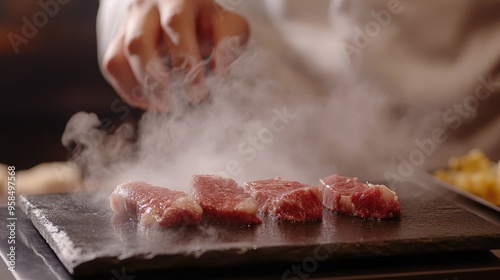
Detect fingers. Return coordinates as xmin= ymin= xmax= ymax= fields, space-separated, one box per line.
xmin=124 ymin=2 xmax=170 ymax=94
xmin=211 ymin=9 xmax=250 ymax=47
xmin=205 ymin=5 xmax=250 ymax=71
xmin=102 ymin=0 xmax=249 ymax=111
xmin=102 ymin=2 xmax=171 ymax=113
xmin=102 ymin=26 xmax=147 ymax=110
xmin=159 ymin=1 xmax=208 ymax=104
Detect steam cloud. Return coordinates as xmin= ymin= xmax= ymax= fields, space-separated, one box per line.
xmin=62 ymin=40 xmax=442 ymax=196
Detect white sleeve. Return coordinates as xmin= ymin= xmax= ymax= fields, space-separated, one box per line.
xmin=96 ymin=0 xmax=132 ymax=68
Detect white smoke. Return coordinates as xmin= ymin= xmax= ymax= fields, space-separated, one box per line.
xmin=62 ymin=39 xmax=442 ymax=197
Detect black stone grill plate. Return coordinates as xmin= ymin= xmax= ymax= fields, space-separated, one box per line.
xmin=19 ymin=182 xmax=500 ymax=276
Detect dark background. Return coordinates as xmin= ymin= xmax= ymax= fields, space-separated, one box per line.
xmin=0 ymin=0 xmax=141 ymax=169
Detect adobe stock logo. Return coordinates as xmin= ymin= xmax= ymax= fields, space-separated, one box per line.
xmin=7 ymin=0 xmax=70 ymax=54
xmin=216 ymin=106 xmax=297 ymax=178
xmin=383 ymin=73 xmax=500 ymax=183
xmin=338 ymin=0 xmax=405 ymax=62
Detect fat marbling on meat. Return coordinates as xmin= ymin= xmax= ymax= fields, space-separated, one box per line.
xmin=319 ymin=174 xmax=402 ymax=219
xmin=243 ymin=177 xmax=323 ymax=221
xmin=110 ymin=181 xmax=203 ymax=227
xmin=191 ymin=174 xmax=262 ymax=225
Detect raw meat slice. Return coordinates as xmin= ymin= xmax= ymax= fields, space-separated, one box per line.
xmin=191 ymin=175 xmax=262 ymax=225
xmin=319 ymin=174 xmax=402 ymax=219
xmin=243 ymin=177 xmax=323 ymax=221
xmin=110 ymin=181 xmax=202 ymax=227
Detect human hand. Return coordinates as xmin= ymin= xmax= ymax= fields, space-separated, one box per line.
xmin=102 ymin=0 xmax=249 ymax=112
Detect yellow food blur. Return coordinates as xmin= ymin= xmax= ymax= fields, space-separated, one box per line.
xmin=434 ymin=149 xmax=500 ymax=205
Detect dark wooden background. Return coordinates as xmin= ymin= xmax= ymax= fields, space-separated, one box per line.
xmin=0 ymin=0 xmax=142 ymax=169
